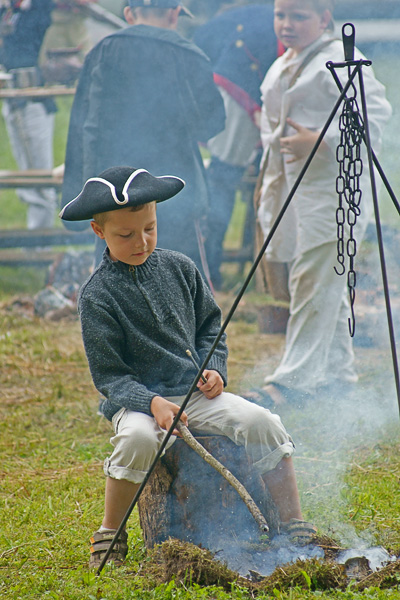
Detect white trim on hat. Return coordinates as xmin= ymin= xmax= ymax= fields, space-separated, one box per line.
xmin=89 ymin=177 xmax=127 ymax=205
xmin=59 ymin=192 xmax=83 ymax=218
xmin=59 ymin=176 xmax=124 ymax=217
xmin=122 ymin=168 xmax=148 ymax=202
xmin=59 ymin=168 xmax=186 ymax=220
xmin=60 ymin=171 xmax=150 ymax=218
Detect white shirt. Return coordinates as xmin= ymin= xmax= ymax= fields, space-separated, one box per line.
xmin=258 ymin=33 xmax=392 ymax=261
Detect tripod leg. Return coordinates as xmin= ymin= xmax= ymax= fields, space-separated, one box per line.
xmin=357 ymin=68 xmax=400 ymax=415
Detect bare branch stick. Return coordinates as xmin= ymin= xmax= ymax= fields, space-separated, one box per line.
xmin=186 ymin=349 xmax=207 ymax=383
xmin=176 ymin=422 xmax=269 ymax=534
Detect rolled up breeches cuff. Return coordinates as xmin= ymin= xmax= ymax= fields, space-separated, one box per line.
xmin=252 ymin=441 xmax=294 ymax=474
xmin=103 ymin=408 xmax=176 ymax=484
xmin=103 ymin=392 xmax=295 ymax=484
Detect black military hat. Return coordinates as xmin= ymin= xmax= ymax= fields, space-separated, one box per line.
xmin=127 ymin=0 xmax=193 ymax=18
xmin=59 ymin=166 xmax=185 ymax=222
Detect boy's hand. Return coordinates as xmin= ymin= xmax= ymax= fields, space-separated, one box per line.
xmin=280 ymin=118 xmax=325 ymax=163
xmin=197 ymin=370 xmax=224 ymax=399
xmin=150 ymin=396 xmax=188 ymax=436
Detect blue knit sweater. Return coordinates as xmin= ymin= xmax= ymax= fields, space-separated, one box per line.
xmin=78 ymin=248 xmax=228 ymax=421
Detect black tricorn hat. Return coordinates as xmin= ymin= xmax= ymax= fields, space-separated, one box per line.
xmin=59 ymin=166 xmax=185 ymax=221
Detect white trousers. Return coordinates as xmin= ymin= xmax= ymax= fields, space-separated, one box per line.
xmin=2 ymin=100 xmax=57 ymax=229
xmin=264 ymin=241 xmax=358 ymax=394
xmin=104 ymin=391 xmax=294 ymax=484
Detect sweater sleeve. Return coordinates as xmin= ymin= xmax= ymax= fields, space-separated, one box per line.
xmin=79 ymin=296 xmax=156 ymax=417
xmin=191 ymin=267 xmax=228 ymax=384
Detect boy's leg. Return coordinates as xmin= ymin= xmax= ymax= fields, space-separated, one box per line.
xmin=90 ymin=477 xmax=137 ymax=568
xmin=181 ymin=391 xmax=294 ymax=474
xmin=180 ymin=391 xmax=314 ymax=534
xmin=102 ymin=477 xmax=140 ymax=530
xmin=90 ymin=409 xmax=176 ymax=566
xmin=263 ymin=458 xmax=317 ymax=543
xmin=103 ymin=408 xmax=176 ymax=482
xmin=102 ymin=408 xmax=176 ymax=526
xmin=261 ymin=456 xmax=302 ymax=523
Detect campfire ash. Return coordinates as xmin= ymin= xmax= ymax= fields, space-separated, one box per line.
xmin=145 ymin=538 xmax=400 ymax=593
xmin=215 ymin=534 xmax=325 ymax=579
xmin=337 ymin=545 xmax=396 ymax=576
xmin=197 ymin=531 xmax=395 ymax=581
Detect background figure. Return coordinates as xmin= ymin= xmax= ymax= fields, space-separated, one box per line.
xmin=60 ymin=0 xmax=226 ymax=278
xmin=40 ymin=0 xmax=95 ymax=62
xmin=39 ymin=0 xmax=97 ymax=85
xmin=254 ymin=0 xmax=391 ymax=406
xmin=194 ymin=3 xmax=279 ymax=290
xmin=0 ymin=0 xmax=57 ymax=230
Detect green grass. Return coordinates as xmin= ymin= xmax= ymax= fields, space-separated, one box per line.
xmin=1 ymin=307 xmax=400 ymax=599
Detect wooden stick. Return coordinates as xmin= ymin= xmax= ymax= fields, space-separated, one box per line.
xmin=0 ymin=86 xmax=76 ymax=99
xmin=176 ymin=422 xmax=269 ymax=534
xmin=186 ymin=349 xmax=207 ymax=384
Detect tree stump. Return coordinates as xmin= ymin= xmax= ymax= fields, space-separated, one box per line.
xmin=137 ymin=433 xmax=280 ymax=550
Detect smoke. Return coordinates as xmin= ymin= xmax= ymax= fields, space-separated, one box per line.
xmin=212 ymin=4 xmax=400 ymax=564
xmin=164 ymin=431 xmax=326 ymax=578
xmin=255 ymin=338 xmax=399 ymax=551
xmin=163 ymin=362 xmax=398 ymax=578
xmin=236 ymin=219 xmax=400 ymax=565
xmin=281 ymin=9 xmax=400 ymax=557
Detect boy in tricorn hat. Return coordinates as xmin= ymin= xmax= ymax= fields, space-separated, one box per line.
xmin=60 ymin=166 xmax=316 ymax=567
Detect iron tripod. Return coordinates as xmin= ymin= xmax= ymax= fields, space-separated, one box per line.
xmin=326 ymin=25 xmax=400 ymax=417
xmin=96 ymin=23 xmax=400 ymax=575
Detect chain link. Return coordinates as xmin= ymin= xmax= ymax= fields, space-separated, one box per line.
xmin=335 ymin=77 xmax=364 ymax=336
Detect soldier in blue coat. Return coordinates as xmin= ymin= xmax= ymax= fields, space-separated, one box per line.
xmin=194 ymin=3 xmax=278 ymax=289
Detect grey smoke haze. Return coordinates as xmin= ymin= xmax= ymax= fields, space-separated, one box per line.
xmin=280 ymin=6 xmax=400 ymax=553
xmin=240 ymin=330 xmax=398 ymax=559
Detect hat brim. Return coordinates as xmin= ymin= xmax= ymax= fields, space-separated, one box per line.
xmin=60 ymin=168 xmax=185 ymax=222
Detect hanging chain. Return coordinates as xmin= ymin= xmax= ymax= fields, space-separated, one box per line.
xmin=335 ymin=72 xmax=364 ymax=337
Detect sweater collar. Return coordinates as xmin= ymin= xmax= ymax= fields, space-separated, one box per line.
xmin=104 ymin=247 xmax=160 ymax=280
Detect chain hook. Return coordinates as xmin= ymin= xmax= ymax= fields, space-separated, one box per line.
xmin=335 ymin=60 xmax=364 ymax=339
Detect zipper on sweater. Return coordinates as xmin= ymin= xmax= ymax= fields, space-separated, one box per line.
xmin=129 ymin=265 xmax=135 ymax=278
